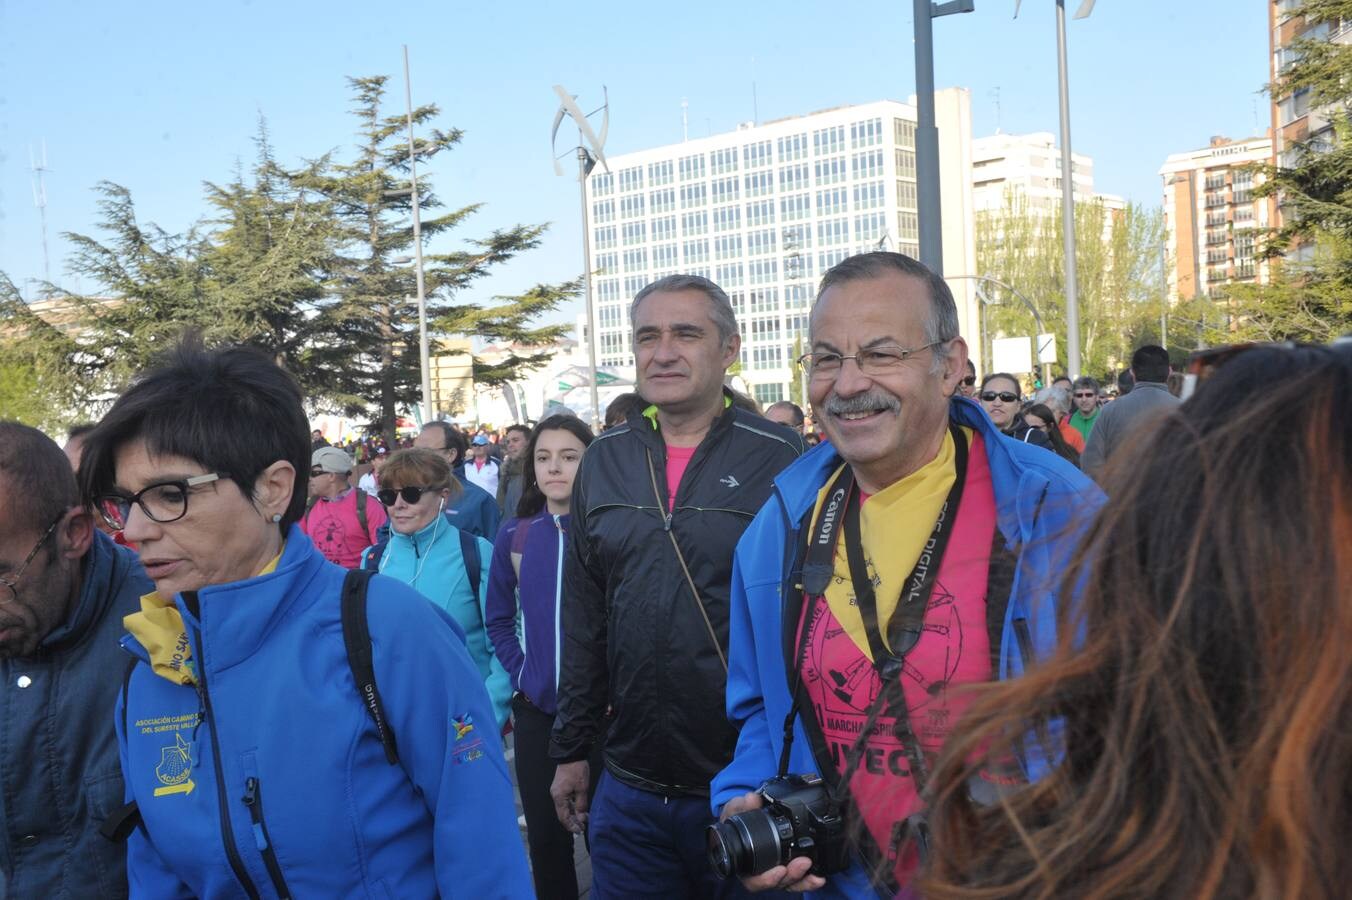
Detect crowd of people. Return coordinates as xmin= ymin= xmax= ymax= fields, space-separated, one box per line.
xmin=1 ymin=250 xmax=1347 ymax=899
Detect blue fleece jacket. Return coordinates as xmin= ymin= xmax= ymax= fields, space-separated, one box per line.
xmin=115 ymin=528 xmax=530 ymax=899
xmin=374 ymin=516 xmax=512 ymax=731
xmin=711 ymin=398 xmax=1105 ymax=898
xmin=485 ymin=512 xmax=567 ymax=714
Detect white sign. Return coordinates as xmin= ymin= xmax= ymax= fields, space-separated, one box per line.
xmin=991 ymin=336 xmax=1034 ymax=374
xmin=1037 ymin=333 xmax=1058 ymax=364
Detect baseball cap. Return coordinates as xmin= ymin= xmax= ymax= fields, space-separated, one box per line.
xmin=311 ymin=446 xmax=354 ymax=473
xmin=471 ymin=434 xmax=490 ymax=446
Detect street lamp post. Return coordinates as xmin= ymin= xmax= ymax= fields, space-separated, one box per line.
xmin=950 ymin=274 xmax=1052 ymax=385
xmin=401 ymin=45 xmax=433 ymax=425
xmin=551 ymin=86 xmax=611 ymax=431
xmin=1055 ymin=0 xmax=1082 ymax=379
xmin=913 ymin=0 xmax=974 ymax=275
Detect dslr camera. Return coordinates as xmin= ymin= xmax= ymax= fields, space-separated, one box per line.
xmin=707 ymin=773 xmax=850 ymax=880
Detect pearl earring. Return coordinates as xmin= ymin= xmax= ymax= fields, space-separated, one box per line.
xmin=271 ymin=514 xmax=282 ymax=523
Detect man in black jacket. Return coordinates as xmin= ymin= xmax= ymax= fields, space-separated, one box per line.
xmin=550 ymin=274 xmax=803 ymax=898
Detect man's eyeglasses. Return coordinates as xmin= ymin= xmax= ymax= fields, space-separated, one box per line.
xmin=1 ymin=516 xmax=64 ymax=604
xmin=980 ymin=391 xmax=1019 ymax=403
xmin=797 ymin=341 xmax=946 ymax=380
xmin=377 ymin=486 xmax=436 ymax=507
xmin=310 ymin=467 xmax=327 ymax=478
xmin=94 ymin=473 xmax=227 ymax=531
xmin=1073 ymin=391 xmax=1097 ymax=399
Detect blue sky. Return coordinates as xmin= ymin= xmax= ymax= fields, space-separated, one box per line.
xmin=1 ymin=1 xmax=1269 ymax=324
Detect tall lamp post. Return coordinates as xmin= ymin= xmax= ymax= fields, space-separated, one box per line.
xmin=1015 ymin=0 xmax=1098 ymax=377
xmin=551 ymin=86 xmax=610 ymax=431
xmin=913 ymin=0 xmax=975 ymax=275
xmin=950 ymin=273 xmax=1052 ymax=386
xmin=401 ymin=45 xmax=433 ymax=425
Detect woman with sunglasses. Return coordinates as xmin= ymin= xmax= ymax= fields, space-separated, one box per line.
xmin=78 ymin=344 xmax=530 ymax=898
xmin=919 ymin=340 xmax=1352 ymax=899
xmin=978 ymin=372 xmax=1051 ymax=450
xmin=363 ymin=447 xmax=512 ymax=732
xmin=485 ymin=414 xmax=603 ymax=900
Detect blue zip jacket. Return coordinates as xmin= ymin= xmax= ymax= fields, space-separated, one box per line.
xmin=115 ymin=528 xmax=531 ymax=899
xmin=370 ymin=516 xmax=512 ymax=732
xmin=485 ymin=512 xmax=567 ymax=714
xmin=711 ymin=398 xmax=1105 ymax=898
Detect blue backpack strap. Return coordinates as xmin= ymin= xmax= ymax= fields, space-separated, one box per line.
xmin=341 ymin=568 xmax=398 ymax=765
xmin=458 ymin=528 xmax=481 ymax=598
xmin=361 ymin=539 xmax=389 ymax=572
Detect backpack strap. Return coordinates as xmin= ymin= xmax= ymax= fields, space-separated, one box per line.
xmin=341 ymin=569 xmax=399 ymax=765
xmin=355 ymin=488 xmax=369 ymax=541
xmin=508 ymin=515 xmax=535 ymax=581
xmin=101 ymin=658 xmax=143 ymax=843
xmin=361 ymin=539 xmax=389 ymax=572
xmin=458 ymin=528 xmax=482 ymax=598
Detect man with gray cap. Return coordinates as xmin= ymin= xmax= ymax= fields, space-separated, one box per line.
xmin=301 ymin=445 xmax=387 ymax=568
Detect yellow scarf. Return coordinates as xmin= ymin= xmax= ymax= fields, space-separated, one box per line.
xmin=808 ymin=429 xmax=967 ymax=660
xmin=124 ymin=544 xmax=285 ymax=686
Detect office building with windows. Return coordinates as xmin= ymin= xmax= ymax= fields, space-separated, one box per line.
xmin=583 ymin=91 xmax=979 ymax=406
xmin=1159 ymin=135 xmax=1272 ymax=303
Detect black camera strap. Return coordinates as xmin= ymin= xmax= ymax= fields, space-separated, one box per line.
xmin=778 ymin=425 xmax=968 ymax=879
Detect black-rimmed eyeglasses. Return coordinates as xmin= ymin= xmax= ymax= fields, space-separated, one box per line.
xmin=93 ymin=473 xmax=228 ymax=531
xmin=0 ymin=516 xmax=63 ymax=605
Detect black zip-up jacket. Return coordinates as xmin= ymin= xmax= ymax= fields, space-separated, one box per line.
xmin=549 ymin=402 xmax=803 ymax=795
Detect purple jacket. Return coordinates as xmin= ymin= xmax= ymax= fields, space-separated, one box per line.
xmin=485 ymin=512 xmax=568 ymax=715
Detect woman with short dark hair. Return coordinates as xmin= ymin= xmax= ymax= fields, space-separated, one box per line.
xmin=80 ymin=343 xmax=529 ymax=897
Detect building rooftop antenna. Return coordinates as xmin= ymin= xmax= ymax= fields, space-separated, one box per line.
xmin=29 ymin=141 xmax=52 ymax=288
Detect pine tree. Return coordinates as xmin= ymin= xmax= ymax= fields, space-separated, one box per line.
xmin=1225 ymin=0 xmax=1352 ymax=340
xmin=288 ymin=75 xmax=574 ymax=440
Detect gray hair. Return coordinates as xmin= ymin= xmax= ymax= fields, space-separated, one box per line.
xmin=812 ymin=252 xmax=960 ymax=372
xmin=1072 ymin=375 xmax=1100 ymax=394
xmin=1035 ymin=385 xmax=1071 ymax=418
xmin=630 ymin=274 xmax=739 ymax=345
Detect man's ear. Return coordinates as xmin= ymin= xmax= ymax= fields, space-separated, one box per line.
xmin=58 ymin=507 xmax=95 ymax=560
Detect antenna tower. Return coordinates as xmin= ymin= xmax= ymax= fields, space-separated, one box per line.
xmin=30 ymin=142 xmax=52 ymax=286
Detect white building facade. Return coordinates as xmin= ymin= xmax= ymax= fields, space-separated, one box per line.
xmin=583 ymin=93 xmax=979 ymax=406
xmin=972 ymin=132 xmax=1124 ymax=215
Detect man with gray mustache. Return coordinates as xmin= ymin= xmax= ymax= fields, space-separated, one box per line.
xmin=711 ymin=252 xmax=1103 ymax=896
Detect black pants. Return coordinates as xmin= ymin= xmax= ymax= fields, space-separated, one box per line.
xmin=512 ymin=693 xmax=602 ymax=900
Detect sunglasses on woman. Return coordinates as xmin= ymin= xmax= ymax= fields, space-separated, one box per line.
xmin=377 ymin=486 xmax=437 ymax=507
xmin=981 ymin=391 xmax=1019 ymax=403
xmin=960 ymin=375 xmax=977 ymax=386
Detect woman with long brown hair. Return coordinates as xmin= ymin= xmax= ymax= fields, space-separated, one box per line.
xmin=920 ymin=341 xmax=1352 ymax=900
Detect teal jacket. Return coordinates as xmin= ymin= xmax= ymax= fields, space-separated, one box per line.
xmin=371 ymin=516 xmax=512 ymax=731
xmin=116 ymin=528 xmax=530 ymax=898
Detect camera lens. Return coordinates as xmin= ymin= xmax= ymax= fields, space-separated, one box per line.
xmin=706 ymin=808 xmax=795 ymax=879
